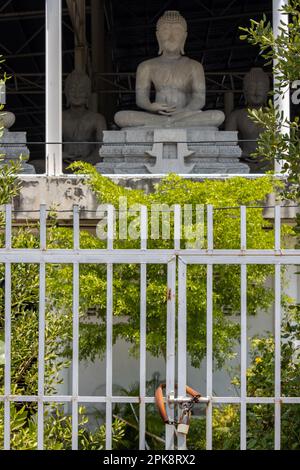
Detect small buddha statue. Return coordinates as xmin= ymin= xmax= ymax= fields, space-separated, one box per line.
xmin=115 ymin=11 xmax=224 ymax=129
xmin=225 ymin=67 xmax=271 ymax=173
xmin=63 ymin=70 xmax=107 ymax=169
xmin=0 ymin=84 xmax=34 ymax=174
xmin=0 ymin=81 xmax=15 ymax=131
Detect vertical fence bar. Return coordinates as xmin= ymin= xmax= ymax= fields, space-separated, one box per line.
xmin=39 ymin=204 xmax=47 ymax=250
xmin=240 ymin=206 xmax=246 ymax=251
xmin=174 ymin=205 xmax=181 ymax=250
xmin=168 ymin=205 xmax=180 ymax=449
xmin=197 ymin=204 xmax=205 ymax=249
xmin=72 ymin=206 xmax=80 ymax=450
xmin=4 ymin=204 xmax=12 ymax=450
xmin=37 ymin=205 xmax=47 ymax=450
xmin=178 ymin=258 xmax=187 ymax=450
xmin=106 ymin=205 xmax=114 ymax=450
xmin=274 ymin=204 xmax=281 ymax=449
xmin=4 ymin=263 xmax=11 ymax=451
xmin=139 ymin=206 xmax=147 ymax=450
xmin=275 ymin=205 xmax=281 ymax=252
xmin=165 ymin=257 xmax=176 ymax=450
xmin=73 ymin=205 xmax=80 ymax=250
xmin=274 ymin=263 xmax=281 ymax=450
xmin=240 ymin=206 xmax=247 ymax=450
xmin=4 ymin=259 xmax=11 ymax=451
xmin=72 ymin=262 xmax=79 ymax=450
xmin=207 ymin=205 xmax=213 ymax=251
xmin=37 ymin=263 xmax=46 ymax=450
xmin=240 ymin=265 xmax=247 ymax=449
xmin=206 ymin=205 xmax=213 ymax=449
xmin=5 ymin=204 xmax=11 ymax=250
xmin=206 ymin=263 xmax=213 ymax=450
xmin=274 ymin=205 xmax=281 ymax=449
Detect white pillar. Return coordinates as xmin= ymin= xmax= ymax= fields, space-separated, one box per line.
xmin=273 ymin=0 xmax=290 ymax=173
xmin=46 ymin=0 xmax=62 ymax=176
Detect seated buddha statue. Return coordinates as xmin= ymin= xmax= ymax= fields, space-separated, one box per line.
xmin=62 ymin=70 xmax=107 ymax=169
xmin=225 ymin=67 xmax=271 ymax=173
xmin=114 ymin=10 xmax=224 ymax=129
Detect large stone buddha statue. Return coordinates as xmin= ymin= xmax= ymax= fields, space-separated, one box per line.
xmin=115 ymin=11 xmax=224 ymax=129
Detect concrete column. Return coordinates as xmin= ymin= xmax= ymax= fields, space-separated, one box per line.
xmin=74 ymin=0 xmax=86 ymax=72
xmin=273 ymin=0 xmax=290 ymax=173
xmin=91 ymin=0 xmax=105 ymax=113
xmin=104 ymin=35 xmax=117 ymax=125
xmin=46 ymin=0 xmax=62 ymax=176
xmin=66 ymin=0 xmax=87 ymax=72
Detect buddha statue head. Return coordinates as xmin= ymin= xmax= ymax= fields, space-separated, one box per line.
xmin=156 ymin=10 xmax=188 ymax=56
xmin=65 ymin=70 xmax=92 ymax=108
xmin=243 ymin=67 xmax=270 ymax=107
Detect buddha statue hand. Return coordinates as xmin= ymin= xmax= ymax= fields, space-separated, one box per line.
xmin=150 ymin=102 xmax=177 ymax=116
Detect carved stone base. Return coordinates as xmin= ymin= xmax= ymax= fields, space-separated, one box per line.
xmin=0 ymin=129 xmax=35 ymax=174
xmin=96 ymin=128 xmax=249 ymax=174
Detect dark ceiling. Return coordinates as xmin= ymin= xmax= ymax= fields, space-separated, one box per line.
xmin=0 ymin=0 xmax=273 ymax=162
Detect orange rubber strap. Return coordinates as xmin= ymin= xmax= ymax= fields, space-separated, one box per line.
xmin=155 ymin=383 xmax=201 ymax=424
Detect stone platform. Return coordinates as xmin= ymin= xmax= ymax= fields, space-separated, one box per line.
xmin=0 ymin=129 xmax=35 ymax=174
xmin=96 ymin=128 xmax=249 ymax=174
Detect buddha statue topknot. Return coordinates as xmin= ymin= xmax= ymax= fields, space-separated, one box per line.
xmin=114 ymin=11 xmax=225 ymax=129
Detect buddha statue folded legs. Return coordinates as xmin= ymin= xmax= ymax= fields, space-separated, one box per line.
xmin=115 ymin=109 xmax=225 ymax=129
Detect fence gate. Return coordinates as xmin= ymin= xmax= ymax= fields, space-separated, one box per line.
xmin=1 ymin=204 xmax=300 ymax=450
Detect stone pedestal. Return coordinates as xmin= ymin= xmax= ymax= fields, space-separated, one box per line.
xmin=96 ymin=128 xmax=249 ymax=174
xmin=0 ymin=129 xmax=35 ymax=174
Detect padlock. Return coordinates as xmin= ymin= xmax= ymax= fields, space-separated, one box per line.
xmin=177 ymin=423 xmax=190 ymax=435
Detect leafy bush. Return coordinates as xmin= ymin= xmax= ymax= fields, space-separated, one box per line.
xmin=115 ymin=305 xmax=300 ymax=450
xmin=186 ymin=305 xmax=300 ymax=450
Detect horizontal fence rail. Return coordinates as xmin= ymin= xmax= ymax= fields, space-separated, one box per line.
xmin=0 ymin=203 xmax=300 ymax=450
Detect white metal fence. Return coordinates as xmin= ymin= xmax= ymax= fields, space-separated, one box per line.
xmin=0 ymin=203 xmax=300 ymax=450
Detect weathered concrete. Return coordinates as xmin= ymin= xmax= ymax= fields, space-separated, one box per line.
xmin=97 ymin=128 xmax=249 ymax=175
xmin=0 ymin=129 xmax=35 ymax=174
xmin=13 ymin=175 xmax=297 ymax=223
xmin=14 ymin=175 xmax=98 ymax=220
